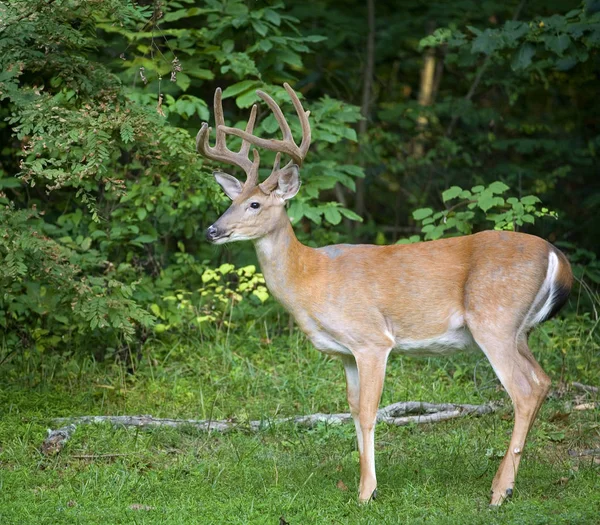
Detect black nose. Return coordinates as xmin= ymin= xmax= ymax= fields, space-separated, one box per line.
xmin=206 ymin=225 xmax=219 ymax=242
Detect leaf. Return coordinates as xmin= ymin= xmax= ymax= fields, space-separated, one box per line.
xmin=488 ymin=181 xmax=509 ymax=194
xmin=277 ymin=49 xmax=303 ymax=68
xmin=442 ymin=186 xmax=463 ymax=201
xmin=545 ymin=34 xmax=571 ymax=56
xmin=236 ymin=89 xmax=260 ymax=108
xmin=132 ymin=235 xmax=156 ymax=244
xmin=472 ymin=29 xmax=502 ymax=55
xmin=263 ymin=9 xmax=281 ymax=26
xmin=251 ymin=20 xmax=268 ymax=37
xmin=120 ymin=123 xmax=134 ymax=144
xmin=261 ymin=114 xmax=279 ymax=134
xmin=0 ymin=177 xmax=22 ymax=189
xmin=323 ymin=207 xmax=342 ymax=225
xmin=80 ymin=237 xmax=92 ymax=251
xmin=222 ymin=40 xmax=234 ymax=54
xmin=503 ymin=21 xmax=529 ymax=41
xmin=521 ymin=195 xmax=541 ymax=205
xmin=522 ymin=214 xmax=535 ymax=224
xmin=339 ymin=208 xmax=363 ymax=222
xmin=413 ymin=208 xmax=433 ymax=220
xmin=252 ymin=287 xmax=269 ymax=303
xmin=511 ymin=43 xmax=536 ymax=71
xmin=175 ymin=72 xmax=190 ymax=91
xmin=477 ymin=193 xmax=495 ymax=212
xmin=304 ymin=35 xmax=327 ymax=42
xmin=136 ymin=208 xmax=147 ymax=221
xmin=222 ymin=80 xmax=262 ymax=99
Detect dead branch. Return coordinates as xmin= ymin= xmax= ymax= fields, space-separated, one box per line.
xmin=568 ymin=448 xmax=600 ymax=457
xmin=572 ymin=382 xmax=599 ymax=394
xmin=49 ymin=402 xmax=498 ymax=436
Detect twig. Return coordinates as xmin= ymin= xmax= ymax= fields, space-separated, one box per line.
xmin=568 ymin=448 xmax=600 ymax=457
xmin=50 ymin=402 xmax=498 ymax=434
xmin=72 ymin=453 xmax=137 ymax=459
xmin=572 ymin=382 xmax=599 ymax=394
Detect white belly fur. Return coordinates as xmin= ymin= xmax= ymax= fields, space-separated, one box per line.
xmin=392 ymin=327 xmax=475 ymax=356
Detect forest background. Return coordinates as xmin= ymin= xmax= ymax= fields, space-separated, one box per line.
xmin=1 ymin=0 xmax=599 ymax=357
xmin=1 ymin=1 xmax=600 ymax=523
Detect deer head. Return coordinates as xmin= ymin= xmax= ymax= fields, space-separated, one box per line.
xmin=197 ymin=83 xmax=311 ymax=244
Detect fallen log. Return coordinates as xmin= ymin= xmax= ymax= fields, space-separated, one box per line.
xmin=47 ymin=401 xmax=498 ymax=438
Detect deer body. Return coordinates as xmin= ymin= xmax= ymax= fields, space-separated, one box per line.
xmin=256 ymin=223 xmax=567 ymax=358
xmin=198 ymin=84 xmax=573 ymax=506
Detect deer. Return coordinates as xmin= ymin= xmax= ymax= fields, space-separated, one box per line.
xmin=197 ymin=83 xmax=573 ymax=506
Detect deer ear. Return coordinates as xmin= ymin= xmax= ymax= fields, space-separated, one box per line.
xmin=274 ymin=165 xmax=301 ymax=201
xmin=214 ymin=171 xmax=243 ymax=200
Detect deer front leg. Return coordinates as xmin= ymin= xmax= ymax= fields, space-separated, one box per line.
xmin=353 ymin=348 xmax=390 ymax=503
xmin=341 ymin=355 xmax=363 ymax=455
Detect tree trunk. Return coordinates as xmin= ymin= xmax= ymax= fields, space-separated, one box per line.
xmin=354 ymin=0 xmax=376 ymax=219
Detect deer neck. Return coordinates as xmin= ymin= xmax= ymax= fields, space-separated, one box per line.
xmin=253 ymin=216 xmax=308 ymax=307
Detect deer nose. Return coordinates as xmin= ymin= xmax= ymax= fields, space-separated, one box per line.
xmin=206 ymin=225 xmax=219 ymax=242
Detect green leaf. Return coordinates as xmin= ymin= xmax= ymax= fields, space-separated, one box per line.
xmin=323 ymin=207 xmax=342 ymax=225
xmin=263 ymin=9 xmax=281 ymax=26
xmin=413 ymin=208 xmax=433 ymax=220
xmin=236 ymin=89 xmax=260 ymax=108
xmin=442 ymin=186 xmax=463 ymax=201
xmin=339 ymin=208 xmax=363 ymax=222
xmin=488 ymin=181 xmax=509 ymax=194
xmin=136 ymin=208 xmax=147 ymax=221
xmin=304 ymin=35 xmax=327 ymax=42
xmin=132 ymin=235 xmax=156 ymax=244
xmin=521 ymin=195 xmax=541 ymax=205
xmin=545 ymin=34 xmax=571 ymax=56
xmin=511 ymin=43 xmax=536 ymax=71
xmin=80 ymin=237 xmax=92 ymax=251
xmin=222 ymin=80 xmax=262 ymax=99
xmin=477 ymin=193 xmax=495 ymax=212
xmin=472 ymin=28 xmax=502 ymax=55
xmin=0 ymin=177 xmax=22 ymax=189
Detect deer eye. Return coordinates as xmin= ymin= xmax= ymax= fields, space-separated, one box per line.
xmin=250 ymin=202 xmax=260 ymax=209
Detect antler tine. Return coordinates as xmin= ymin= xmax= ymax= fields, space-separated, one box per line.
xmin=239 ymin=104 xmax=257 ymax=157
xmin=195 ymin=88 xmax=259 ymax=187
xmin=219 ymin=83 xmax=312 ymax=167
xmin=259 ymin=152 xmax=290 ymax=193
xmin=283 ymin=82 xmax=311 ymax=158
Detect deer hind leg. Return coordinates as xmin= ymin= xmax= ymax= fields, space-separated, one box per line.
xmin=350 ymin=348 xmax=390 ymax=503
xmin=471 ymin=327 xmax=551 ymax=506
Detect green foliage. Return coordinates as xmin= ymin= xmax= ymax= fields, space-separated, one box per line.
xmin=151 ymin=263 xmax=270 ymax=333
xmin=0 ymin=0 xmax=363 ymax=355
xmin=0 ymin=0 xmax=598 ymax=360
xmin=410 ymin=181 xmax=557 ymax=241
xmin=0 ymin=207 xmax=154 ymax=351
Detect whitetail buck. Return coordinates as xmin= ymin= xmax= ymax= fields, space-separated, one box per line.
xmin=197 ymin=83 xmax=573 ymax=506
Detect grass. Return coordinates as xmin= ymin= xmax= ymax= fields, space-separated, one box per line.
xmin=1 ymin=316 xmax=599 ymax=524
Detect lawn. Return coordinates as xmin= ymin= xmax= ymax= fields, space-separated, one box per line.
xmin=1 ymin=319 xmax=599 ymax=524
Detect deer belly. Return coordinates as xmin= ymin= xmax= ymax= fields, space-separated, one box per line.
xmin=392 ymin=327 xmax=475 ymax=356
xmin=307 ymin=330 xmax=354 ymax=355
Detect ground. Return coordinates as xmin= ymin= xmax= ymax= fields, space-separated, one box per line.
xmin=0 ymin=320 xmax=598 ymax=524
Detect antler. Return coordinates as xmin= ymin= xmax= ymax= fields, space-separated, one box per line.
xmin=197 ymin=83 xmax=312 ymax=193
xmin=196 ymin=87 xmax=260 ymax=187
xmin=219 ymin=83 xmax=311 ymax=193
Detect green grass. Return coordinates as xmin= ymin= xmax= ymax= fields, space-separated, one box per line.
xmin=1 ymin=317 xmax=599 ymax=524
